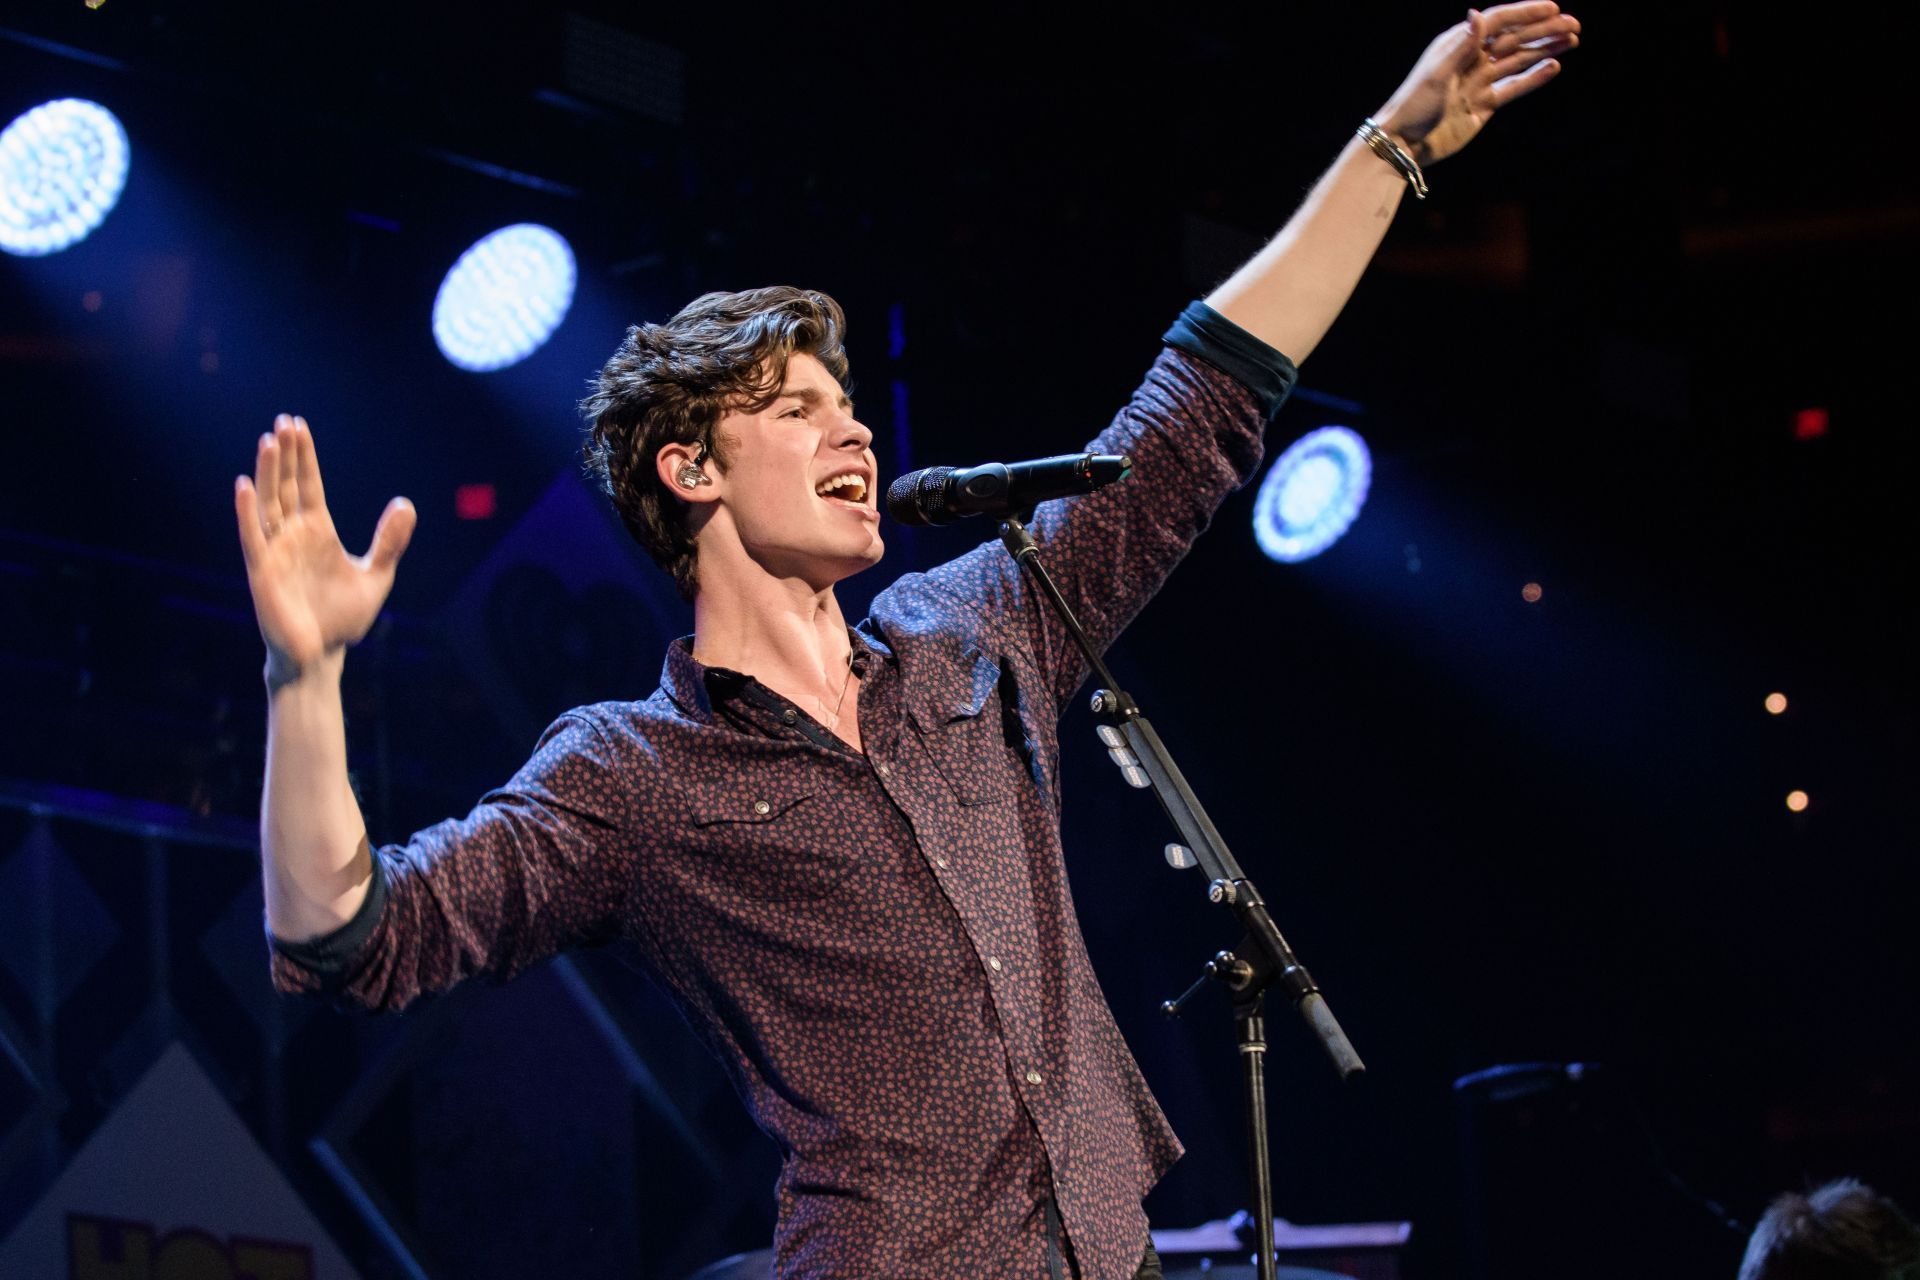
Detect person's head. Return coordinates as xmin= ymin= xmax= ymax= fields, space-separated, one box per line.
xmin=1738 ymin=1179 xmax=1920 ymax=1280
xmin=581 ymin=286 xmax=880 ymax=602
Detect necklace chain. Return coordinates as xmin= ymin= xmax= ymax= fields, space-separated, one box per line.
xmin=820 ymin=649 xmax=856 ymax=730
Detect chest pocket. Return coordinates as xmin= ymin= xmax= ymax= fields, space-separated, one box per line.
xmin=911 ymin=648 xmax=1022 ymax=806
xmin=684 ymin=785 xmax=863 ymax=903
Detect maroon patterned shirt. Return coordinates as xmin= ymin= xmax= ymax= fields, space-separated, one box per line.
xmin=271 ymin=306 xmax=1295 ymax=1280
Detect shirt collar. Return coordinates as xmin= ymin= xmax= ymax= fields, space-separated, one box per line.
xmin=659 ymin=636 xmax=718 ymax=722
xmin=660 ymin=627 xmax=887 ymax=722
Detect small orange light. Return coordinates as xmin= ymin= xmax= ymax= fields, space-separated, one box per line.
xmin=1521 ymin=582 xmax=1543 ymax=603
xmin=1764 ymin=692 xmax=1788 ymax=715
xmin=1785 ymin=790 xmax=1809 ymax=813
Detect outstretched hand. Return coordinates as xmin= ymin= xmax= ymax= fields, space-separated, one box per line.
xmin=1376 ymin=2 xmax=1581 ymax=167
xmin=234 ymin=415 xmax=415 ymax=688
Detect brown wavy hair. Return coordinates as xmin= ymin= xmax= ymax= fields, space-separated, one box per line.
xmin=581 ymin=287 xmax=850 ymax=601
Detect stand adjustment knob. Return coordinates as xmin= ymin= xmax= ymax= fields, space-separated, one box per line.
xmin=1207 ymin=950 xmax=1254 ymax=990
xmin=1208 ymin=878 xmax=1238 ymax=905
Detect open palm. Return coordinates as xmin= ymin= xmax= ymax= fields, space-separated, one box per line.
xmin=234 ymin=415 xmax=415 ymax=685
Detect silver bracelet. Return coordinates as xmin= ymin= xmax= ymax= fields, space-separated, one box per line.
xmin=1357 ymin=117 xmax=1428 ymax=200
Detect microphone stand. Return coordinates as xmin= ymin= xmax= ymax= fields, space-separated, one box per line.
xmin=998 ymin=513 xmax=1365 ymax=1280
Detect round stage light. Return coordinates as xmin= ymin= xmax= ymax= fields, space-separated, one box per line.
xmin=1252 ymin=425 xmax=1372 ymax=563
xmin=0 ymin=99 xmax=131 ymax=257
xmin=431 ymin=224 xmax=576 ymax=372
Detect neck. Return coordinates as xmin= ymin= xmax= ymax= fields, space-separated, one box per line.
xmin=690 ymin=566 xmax=851 ymax=689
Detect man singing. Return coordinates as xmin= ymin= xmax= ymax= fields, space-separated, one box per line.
xmin=235 ymin=8 xmax=1579 ymax=1277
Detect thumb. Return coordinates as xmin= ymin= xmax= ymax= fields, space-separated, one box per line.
xmin=367 ymin=496 xmax=416 ymax=574
xmin=1466 ymin=9 xmax=1486 ymax=52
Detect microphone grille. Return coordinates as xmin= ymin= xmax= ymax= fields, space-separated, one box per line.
xmin=885 ymin=467 xmax=954 ymax=525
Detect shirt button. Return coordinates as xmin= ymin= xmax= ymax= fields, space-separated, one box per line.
xmin=876 ymin=763 xmax=891 ymax=778
xmin=933 ymin=856 xmax=949 ymax=870
xmin=752 ymin=799 xmax=771 ymax=816
xmin=987 ymin=956 xmax=1003 ymax=972
xmin=781 ymin=709 xmax=797 ymax=725
xmin=1024 ymin=1069 xmax=1043 ymax=1085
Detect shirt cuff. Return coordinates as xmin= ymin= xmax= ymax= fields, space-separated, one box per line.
xmin=1161 ymin=301 xmax=1299 ymax=423
xmin=266 ymin=849 xmax=388 ymax=981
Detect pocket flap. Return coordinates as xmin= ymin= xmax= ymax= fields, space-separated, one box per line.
xmin=911 ymin=647 xmax=1002 ymax=730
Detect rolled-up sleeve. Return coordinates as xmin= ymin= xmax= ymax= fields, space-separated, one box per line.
xmin=914 ymin=302 xmax=1296 ymax=711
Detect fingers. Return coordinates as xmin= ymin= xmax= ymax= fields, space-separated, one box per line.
xmin=366 ymin=496 xmax=416 ymax=575
xmin=1487 ymin=15 xmax=1579 ymax=60
xmin=276 ymin=415 xmax=301 ymax=513
xmin=252 ymin=412 xmax=326 ymax=539
xmin=1490 ymin=33 xmax=1574 ymax=81
xmin=1478 ymin=0 xmax=1561 ymax=26
xmin=292 ymin=415 xmax=328 ymax=513
xmin=255 ymin=419 xmax=285 ymax=525
xmin=1492 ymin=57 xmax=1562 ymax=108
xmin=235 ymin=475 xmax=268 ymax=567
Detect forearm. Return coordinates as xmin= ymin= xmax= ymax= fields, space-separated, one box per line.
xmin=1205 ymin=131 xmax=1408 ymax=366
xmin=261 ymin=652 xmax=374 ymax=941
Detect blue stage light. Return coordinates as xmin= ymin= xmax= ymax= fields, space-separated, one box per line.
xmin=432 ymin=224 xmax=576 ymax=372
xmin=1252 ymin=425 xmax=1372 ymax=563
xmin=0 ymin=99 xmax=131 ymax=257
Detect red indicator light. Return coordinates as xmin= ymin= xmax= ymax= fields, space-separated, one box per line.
xmin=1793 ymin=407 xmax=1829 ymax=440
xmin=455 ymin=483 xmax=497 ymax=520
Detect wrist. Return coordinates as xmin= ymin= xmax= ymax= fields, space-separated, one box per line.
xmin=1371 ymin=103 xmax=1430 ymax=165
xmin=1356 ymin=116 xmax=1428 ymax=200
xmin=265 ymin=647 xmax=344 ymax=697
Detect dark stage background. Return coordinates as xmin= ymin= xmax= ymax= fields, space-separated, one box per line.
xmin=1 ymin=3 xmax=1915 ymax=1278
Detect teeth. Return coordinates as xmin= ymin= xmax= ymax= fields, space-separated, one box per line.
xmin=816 ymin=473 xmax=868 ymax=503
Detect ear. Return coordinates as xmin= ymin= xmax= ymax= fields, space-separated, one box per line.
xmin=655 ymin=440 xmax=718 ymax=504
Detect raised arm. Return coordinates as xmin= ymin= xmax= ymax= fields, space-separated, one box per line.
xmin=1207 ymin=1 xmax=1579 ymax=363
xmin=907 ymin=5 xmax=1580 ymax=711
xmin=235 ymin=414 xmax=415 ymax=942
xmin=240 ymin=417 xmax=639 ymax=1011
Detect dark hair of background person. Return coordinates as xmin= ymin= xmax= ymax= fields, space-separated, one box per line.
xmin=1738 ymin=1178 xmax=1920 ymax=1280
xmin=580 ymin=286 xmax=852 ymax=602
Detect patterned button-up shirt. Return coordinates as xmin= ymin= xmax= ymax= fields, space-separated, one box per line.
xmin=271 ymin=304 xmax=1296 ymax=1280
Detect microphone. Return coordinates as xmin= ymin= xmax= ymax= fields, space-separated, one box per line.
xmin=885 ymin=453 xmax=1133 ymax=526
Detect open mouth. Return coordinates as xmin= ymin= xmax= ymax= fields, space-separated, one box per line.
xmin=815 ymin=472 xmax=870 ymax=507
